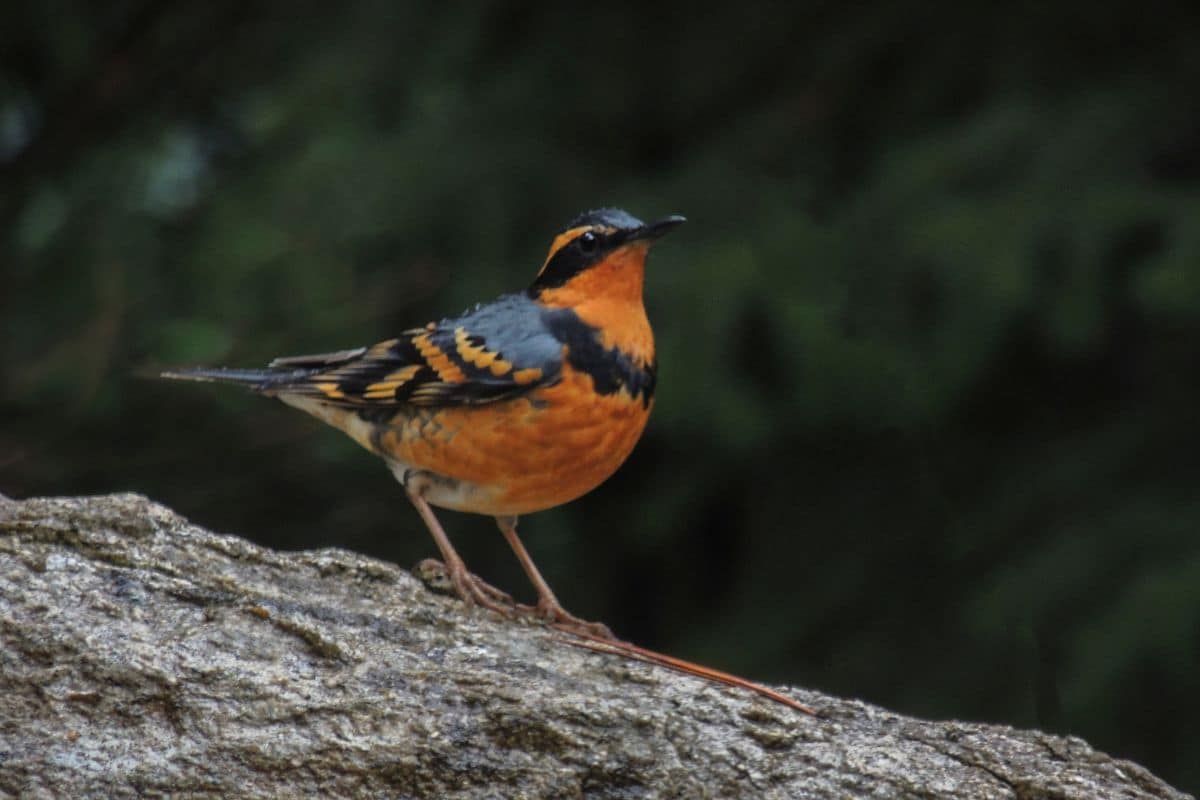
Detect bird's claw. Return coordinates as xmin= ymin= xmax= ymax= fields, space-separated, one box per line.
xmin=519 ymin=599 xmax=615 ymax=640
xmin=414 ymin=558 xmax=515 ymax=614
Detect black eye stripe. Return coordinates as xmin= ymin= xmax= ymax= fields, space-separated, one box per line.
xmin=530 ymin=229 xmax=613 ymax=292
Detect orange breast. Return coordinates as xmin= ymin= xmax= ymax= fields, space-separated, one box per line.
xmin=371 ymin=365 xmax=653 ymax=516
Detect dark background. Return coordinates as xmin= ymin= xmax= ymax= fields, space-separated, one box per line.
xmin=3 ymin=0 xmax=1198 ymax=791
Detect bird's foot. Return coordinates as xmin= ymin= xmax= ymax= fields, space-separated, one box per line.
xmin=519 ymin=598 xmax=615 ymax=640
xmin=413 ymin=558 xmax=514 ymax=614
xmin=414 ymin=559 xmax=612 ymax=637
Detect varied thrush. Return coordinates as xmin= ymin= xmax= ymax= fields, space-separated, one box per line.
xmin=163 ymin=208 xmax=685 ymax=639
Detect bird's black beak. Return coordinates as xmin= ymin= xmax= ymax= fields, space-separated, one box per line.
xmin=626 ymin=215 xmax=687 ymax=245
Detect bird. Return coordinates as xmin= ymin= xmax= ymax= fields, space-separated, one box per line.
xmin=162 ymin=208 xmax=685 ymax=639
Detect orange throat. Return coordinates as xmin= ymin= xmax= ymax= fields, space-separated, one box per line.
xmin=535 ymin=242 xmax=655 ymax=364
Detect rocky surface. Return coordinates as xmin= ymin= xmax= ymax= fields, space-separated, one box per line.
xmin=0 ymin=492 xmax=1189 ymax=799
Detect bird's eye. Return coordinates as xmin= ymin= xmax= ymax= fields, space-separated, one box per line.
xmin=578 ymin=231 xmax=599 ymax=253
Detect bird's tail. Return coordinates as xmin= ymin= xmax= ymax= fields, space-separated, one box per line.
xmin=159 ymin=366 xmax=310 ymax=391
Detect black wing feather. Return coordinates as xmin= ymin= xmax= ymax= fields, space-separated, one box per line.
xmin=163 ymin=294 xmax=564 ymax=410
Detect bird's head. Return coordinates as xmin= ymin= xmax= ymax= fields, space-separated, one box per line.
xmin=528 ymin=208 xmax=685 ymax=308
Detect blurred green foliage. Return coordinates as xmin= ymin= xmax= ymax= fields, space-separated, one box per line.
xmin=3 ymin=0 xmax=1199 ymax=790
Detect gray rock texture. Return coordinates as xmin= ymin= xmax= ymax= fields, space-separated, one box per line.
xmin=0 ymin=492 xmax=1190 ymax=799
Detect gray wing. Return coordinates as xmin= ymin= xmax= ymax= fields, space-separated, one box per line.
xmin=211 ymin=293 xmax=565 ymax=408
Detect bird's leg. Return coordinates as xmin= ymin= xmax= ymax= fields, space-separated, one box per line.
xmin=494 ymin=515 xmax=615 ymax=640
xmin=406 ymin=491 xmax=513 ymax=615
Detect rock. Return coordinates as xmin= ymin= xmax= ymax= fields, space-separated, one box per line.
xmin=0 ymin=493 xmax=1188 ymax=799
